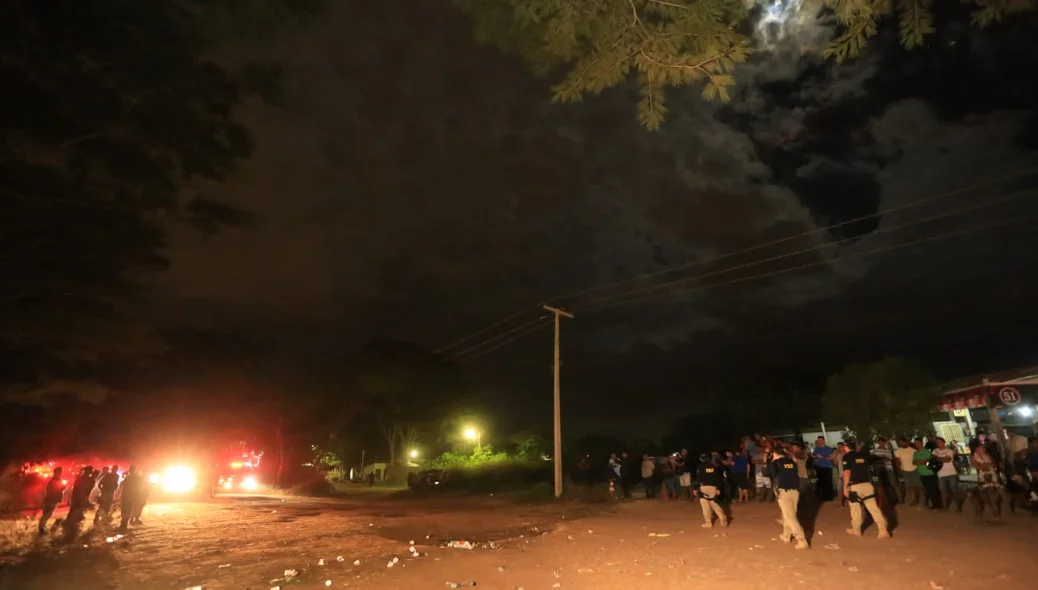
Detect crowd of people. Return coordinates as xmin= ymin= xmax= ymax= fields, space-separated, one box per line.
xmin=38 ymin=464 xmax=153 ymax=538
xmin=597 ymin=429 xmax=1038 ymax=548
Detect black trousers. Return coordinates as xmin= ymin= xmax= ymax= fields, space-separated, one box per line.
xmin=920 ymin=474 xmax=941 ymax=508
xmin=814 ymin=467 xmax=833 ymax=501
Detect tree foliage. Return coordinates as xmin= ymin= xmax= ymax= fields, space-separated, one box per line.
xmin=455 ymin=0 xmax=1037 ymax=129
xmin=345 ymin=340 xmax=465 ymax=465
xmin=0 ymin=1 xmax=318 ymax=403
xmin=821 ymin=357 xmax=941 ymax=440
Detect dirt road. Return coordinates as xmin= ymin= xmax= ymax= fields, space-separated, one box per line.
xmin=2 ymin=494 xmax=1036 ymax=589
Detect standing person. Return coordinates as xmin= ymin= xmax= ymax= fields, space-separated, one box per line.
xmin=660 ymin=455 xmax=677 ymax=500
xmin=871 ymin=437 xmax=900 ymax=503
xmin=132 ymin=472 xmax=152 ymax=524
xmin=695 ymin=454 xmax=727 ymax=528
xmin=640 ymin=454 xmax=655 ymax=499
xmin=768 ymin=447 xmax=808 ymax=549
xmin=607 ymin=453 xmax=621 ymax=498
xmin=932 ymin=437 xmax=959 ymax=511
xmin=728 ymin=448 xmax=750 ymax=503
xmin=749 ymin=438 xmax=766 ymax=501
xmin=618 ymin=452 xmax=632 ymax=499
xmin=969 ymin=444 xmax=1002 ymax=518
xmin=677 ymin=450 xmax=693 ymax=500
xmin=64 ymin=466 xmax=97 ymax=535
xmin=842 ymin=438 xmax=890 ymax=539
xmin=38 ymin=467 xmax=66 ymax=535
xmin=812 ymin=436 xmax=834 ymax=501
xmin=118 ymin=466 xmax=142 ymax=530
xmin=833 ymin=442 xmax=848 ymax=507
xmin=913 ymin=438 xmax=941 ymax=509
xmin=94 ymin=465 xmax=120 ymax=524
xmin=790 ymin=442 xmax=811 ymax=497
xmin=894 ymin=438 xmax=922 ymax=506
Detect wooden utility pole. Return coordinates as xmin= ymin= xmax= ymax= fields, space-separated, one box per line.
xmin=543 ymin=304 xmax=574 ymax=498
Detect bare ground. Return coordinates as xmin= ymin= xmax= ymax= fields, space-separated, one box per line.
xmin=2 ymin=494 xmax=1036 ymax=590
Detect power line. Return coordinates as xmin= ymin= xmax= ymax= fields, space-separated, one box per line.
xmin=427 ymin=165 xmax=1038 ymax=361
xmin=444 ymin=314 xmax=549 ymax=360
xmin=451 ymin=218 xmax=1034 ymax=367
xmin=429 ymin=307 xmax=536 ymax=356
xmin=584 ymin=216 xmax=1035 ymax=312
xmin=542 ymin=163 xmax=1038 ymax=306
xmin=455 ymin=319 xmax=552 ymax=363
xmin=581 ymin=186 xmax=1038 ymax=308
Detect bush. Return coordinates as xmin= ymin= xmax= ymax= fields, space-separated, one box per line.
xmin=434 ymin=460 xmax=552 ymax=494
xmin=285 ymin=472 xmax=334 ymax=496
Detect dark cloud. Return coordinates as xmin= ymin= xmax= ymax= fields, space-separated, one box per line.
xmin=153 ymin=3 xmax=1038 ymax=437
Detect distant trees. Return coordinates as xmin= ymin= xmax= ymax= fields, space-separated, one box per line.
xmin=454 ymin=0 xmax=1037 ymax=129
xmin=344 ymin=341 xmax=465 ymax=467
xmin=821 ymin=357 xmax=941 ymax=440
xmin=0 ymin=1 xmax=319 ymax=404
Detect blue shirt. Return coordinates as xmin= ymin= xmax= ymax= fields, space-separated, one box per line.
xmin=730 ymin=455 xmax=749 ymax=474
xmin=813 ymin=445 xmax=834 ymax=469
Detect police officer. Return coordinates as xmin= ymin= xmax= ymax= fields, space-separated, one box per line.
xmin=841 ymin=438 xmax=890 ymax=538
xmin=38 ymin=466 xmax=66 ymax=535
xmin=768 ymin=447 xmax=808 ymax=549
xmin=695 ymin=453 xmax=728 ymax=528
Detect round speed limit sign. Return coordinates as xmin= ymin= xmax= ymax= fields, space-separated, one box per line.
xmin=998 ymin=387 xmax=1021 ymax=406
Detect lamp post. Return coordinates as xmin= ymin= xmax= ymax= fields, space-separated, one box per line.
xmin=464 ymin=427 xmax=481 ymax=450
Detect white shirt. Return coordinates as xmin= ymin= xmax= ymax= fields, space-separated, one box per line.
xmin=1009 ymin=434 xmax=1028 ymax=455
xmin=641 ymin=459 xmax=654 ymax=478
xmin=933 ymin=447 xmax=957 ymax=477
xmin=894 ymin=447 xmax=917 ymax=472
xmin=872 ymin=446 xmax=893 ymax=468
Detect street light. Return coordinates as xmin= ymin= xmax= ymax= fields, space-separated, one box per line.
xmin=409 ymin=449 xmax=419 ymax=459
xmin=464 ymin=427 xmax=481 ymax=450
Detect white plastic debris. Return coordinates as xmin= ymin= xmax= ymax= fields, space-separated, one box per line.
xmin=318 ymin=559 xmax=325 ymax=566
xmin=284 ymin=569 xmax=298 ymax=580
xmin=447 ymin=541 xmax=474 ymax=550
xmin=647 ymin=533 xmax=670 ymax=537
xmin=409 ymin=540 xmax=415 ymax=545
xmin=218 ymin=564 xmax=231 ymax=568
xmin=353 ymin=560 xmax=360 ymax=566
xmin=270 ymin=587 xmax=280 ymax=590
xmin=392 ymin=557 xmax=399 ymax=564
xmin=325 ymin=581 xmax=332 ymax=587
xmin=336 ymin=556 xmax=344 ymax=562
xmin=105 ymin=537 xmax=114 ymax=543
xmin=387 ymin=560 xmax=395 ymax=568
xmin=184 ymin=586 xmax=202 ymax=590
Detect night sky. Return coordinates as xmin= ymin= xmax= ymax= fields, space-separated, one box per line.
xmin=154 ymin=3 xmax=1038 ymax=439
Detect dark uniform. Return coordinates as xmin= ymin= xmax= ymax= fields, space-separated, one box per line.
xmin=94 ymin=468 xmax=120 ymax=524
xmin=768 ymin=455 xmax=807 ymax=548
xmin=38 ymin=469 xmax=66 ymax=534
xmin=842 ymin=447 xmax=889 ymax=538
xmin=119 ymin=468 xmax=143 ymax=530
xmin=695 ymin=458 xmax=727 ymax=528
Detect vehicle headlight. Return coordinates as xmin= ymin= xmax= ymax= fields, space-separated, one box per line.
xmin=241 ymin=475 xmax=258 ymax=490
xmin=162 ymin=466 xmax=196 ymax=493
xmin=149 ymin=473 xmax=160 ymax=484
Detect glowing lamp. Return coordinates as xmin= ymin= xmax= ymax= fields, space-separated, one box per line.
xmin=161 ymin=466 xmax=196 ymax=494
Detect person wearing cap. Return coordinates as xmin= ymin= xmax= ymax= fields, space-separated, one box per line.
xmin=768 ymin=447 xmax=808 ymax=549
xmin=695 ymin=453 xmax=728 ymax=528
xmin=842 ymin=438 xmax=890 ymax=538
